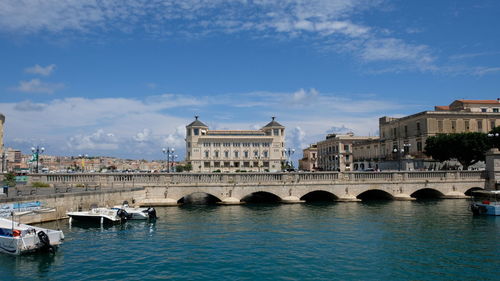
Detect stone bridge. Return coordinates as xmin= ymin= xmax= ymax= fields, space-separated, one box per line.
xmin=31 ymin=170 xmax=488 ymax=205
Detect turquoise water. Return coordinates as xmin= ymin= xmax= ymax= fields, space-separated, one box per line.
xmin=1 ymin=200 xmax=499 ymax=280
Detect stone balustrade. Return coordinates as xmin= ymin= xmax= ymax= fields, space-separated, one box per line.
xmin=22 ymin=170 xmax=487 ymax=187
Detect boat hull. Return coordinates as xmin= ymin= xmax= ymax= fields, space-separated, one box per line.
xmin=0 ymin=218 xmax=64 ymax=255
xmin=470 ymin=203 xmax=500 ymax=216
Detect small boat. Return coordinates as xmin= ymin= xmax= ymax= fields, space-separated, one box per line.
xmin=0 ymin=216 xmax=64 ymax=255
xmin=470 ymin=190 xmax=500 ymax=216
xmin=112 ymin=202 xmax=157 ymax=220
xmin=67 ymin=208 xmax=131 ymax=225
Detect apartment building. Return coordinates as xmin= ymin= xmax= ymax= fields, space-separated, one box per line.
xmin=317 ymin=133 xmax=378 ymax=172
xmin=298 ymin=144 xmax=318 ymax=171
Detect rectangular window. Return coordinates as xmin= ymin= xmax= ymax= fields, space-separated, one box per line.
xmin=224 ymin=162 xmax=230 ymax=168
xmin=252 ymin=143 xmax=259 ymax=147
xmin=243 ymin=162 xmax=250 ymax=168
xmin=491 ymin=120 xmax=496 ymax=130
xmin=193 ymin=128 xmax=199 ymax=135
xmin=273 ymin=129 xmax=280 ymax=136
xmin=263 ymin=151 xmax=269 ymax=158
xmin=438 ymin=120 xmax=443 ymax=132
xmin=477 ymin=120 xmax=483 ymax=131
xmin=417 ymin=142 xmax=422 ymax=152
xmin=416 ymin=122 xmax=421 ymax=134
xmin=494 ymin=108 xmax=499 ymax=113
xmin=393 ymin=128 xmax=397 ymax=138
xmin=253 ymin=161 xmax=258 ymax=167
xmin=233 ymin=143 xmax=240 ymax=147
xmin=244 ymin=151 xmax=249 ymax=158
xmin=465 ymin=120 xmax=470 ymax=131
xmin=204 ymin=151 xmax=209 ymax=158
xmin=451 ymin=120 xmax=456 ymax=132
xmin=214 ymin=162 xmax=220 ymax=168
xmin=344 ymin=145 xmax=349 ymax=152
xmin=204 ymin=161 xmax=210 ymax=167
xmin=224 ymin=151 xmax=229 ymax=158
xmin=481 ymin=108 xmax=487 ymax=112
xmin=404 ymin=125 xmax=408 ymax=137
xmin=234 ymin=151 xmax=239 ymax=158
xmin=254 ymin=151 xmax=259 ymax=157
xmin=223 ymin=143 xmax=231 ymax=147
xmin=214 ymin=143 xmax=221 ymax=147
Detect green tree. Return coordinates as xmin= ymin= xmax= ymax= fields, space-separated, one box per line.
xmin=425 ymin=132 xmax=489 ymax=169
xmin=3 ymin=172 xmax=16 ymax=187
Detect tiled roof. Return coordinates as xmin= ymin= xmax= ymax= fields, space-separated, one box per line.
xmin=457 ymin=99 xmax=500 ymax=104
xmin=187 ymin=116 xmax=208 ymax=127
xmin=263 ymin=117 xmax=284 ymax=128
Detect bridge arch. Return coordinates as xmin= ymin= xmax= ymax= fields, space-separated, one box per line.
xmin=241 ymin=191 xmax=282 ymax=203
xmin=177 ymin=192 xmax=222 ymax=205
xmin=300 ymin=190 xmax=339 ymax=202
xmin=464 ymin=186 xmax=484 ymax=196
xmin=410 ymin=188 xmax=445 ymax=199
xmin=357 ymin=189 xmax=393 ymax=201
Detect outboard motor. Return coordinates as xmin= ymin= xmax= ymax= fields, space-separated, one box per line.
xmin=116 ymin=209 xmax=132 ymax=221
xmin=146 ymin=207 xmax=157 ymax=220
xmin=470 ymin=203 xmax=480 ymax=215
xmin=37 ymin=231 xmax=55 ymax=253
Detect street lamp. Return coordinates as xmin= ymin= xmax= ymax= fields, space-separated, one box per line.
xmin=31 ymin=146 xmax=45 ymax=173
xmin=1 ymin=151 xmax=8 ymax=173
xmin=393 ymin=144 xmax=411 ymax=171
xmin=78 ymin=154 xmax=89 ymax=173
xmin=283 ymin=148 xmax=295 ymax=171
xmin=162 ymin=147 xmax=177 ymax=173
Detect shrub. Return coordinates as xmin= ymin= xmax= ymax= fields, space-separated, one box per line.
xmin=32 ymin=182 xmax=50 ymax=188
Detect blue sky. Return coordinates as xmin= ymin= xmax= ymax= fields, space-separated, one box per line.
xmin=0 ymin=0 xmax=499 ymax=162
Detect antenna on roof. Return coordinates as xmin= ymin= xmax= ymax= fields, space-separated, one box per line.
xmin=272 ymin=116 xmax=276 ymax=121
xmin=195 ymin=115 xmax=199 ymax=120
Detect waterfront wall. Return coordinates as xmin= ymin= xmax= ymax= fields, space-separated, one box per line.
xmin=0 ymin=187 xmax=145 ymax=224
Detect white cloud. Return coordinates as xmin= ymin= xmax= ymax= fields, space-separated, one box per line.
xmin=13 ymin=78 xmax=64 ymax=94
xmin=67 ymin=129 xmax=119 ymax=150
xmin=0 ymin=89 xmax=413 ymax=160
xmin=25 ymin=64 xmax=56 ymax=76
xmin=473 ymin=67 xmax=500 ymax=76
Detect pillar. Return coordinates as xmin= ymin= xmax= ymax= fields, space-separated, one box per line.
xmin=486 ymin=148 xmax=500 ymax=190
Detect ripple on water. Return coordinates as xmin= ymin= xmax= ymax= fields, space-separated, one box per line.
xmin=1 ymin=200 xmax=499 ymax=280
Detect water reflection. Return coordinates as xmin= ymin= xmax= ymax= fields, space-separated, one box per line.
xmin=1 ymin=200 xmax=499 ymax=280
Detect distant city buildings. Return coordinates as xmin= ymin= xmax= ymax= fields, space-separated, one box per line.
xmin=0 ymin=114 xmax=5 ymax=172
xmin=185 ymin=116 xmax=286 ymax=172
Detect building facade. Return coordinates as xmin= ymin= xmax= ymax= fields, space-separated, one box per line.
xmin=378 ymin=99 xmax=500 ymax=163
xmin=185 ymin=117 xmax=286 ymax=172
xmin=298 ymin=144 xmax=318 ymax=172
xmin=317 ymin=133 xmax=378 ymax=172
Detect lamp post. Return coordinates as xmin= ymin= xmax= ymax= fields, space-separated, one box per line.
xmin=488 ymin=132 xmax=500 ymax=149
xmin=283 ymin=148 xmax=295 ymax=171
xmin=78 ymin=154 xmax=89 ymax=173
xmin=393 ymin=143 xmax=411 ymax=171
xmin=162 ymin=147 xmax=177 ymax=173
xmin=1 ymin=151 xmax=8 ymax=173
xmin=31 ymin=146 xmax=45 ymax=173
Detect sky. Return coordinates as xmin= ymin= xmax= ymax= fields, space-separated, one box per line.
xmin=0 ymin=0 xmax=499 ymax=163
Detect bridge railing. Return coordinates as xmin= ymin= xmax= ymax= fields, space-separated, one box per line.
xmin=24 ymin=170 xmax=487 ymax=186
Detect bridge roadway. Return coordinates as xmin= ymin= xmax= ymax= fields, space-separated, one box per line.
xmin=33 ymin=171 xmax=487 ymax=205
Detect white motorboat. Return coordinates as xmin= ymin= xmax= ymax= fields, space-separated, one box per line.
xmin=112 ymin=203 xmax=157 ymax=220
xmin=470 ymin=190 xmax=500 ymax=216
xmin=67 ymin=207 xmax=130 ymax=225
xmin=0 ymin=216 xmax=64 ymax=255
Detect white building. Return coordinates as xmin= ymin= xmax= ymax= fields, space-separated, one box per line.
xmin=185 ymin=116 xmax=286 ymax=172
